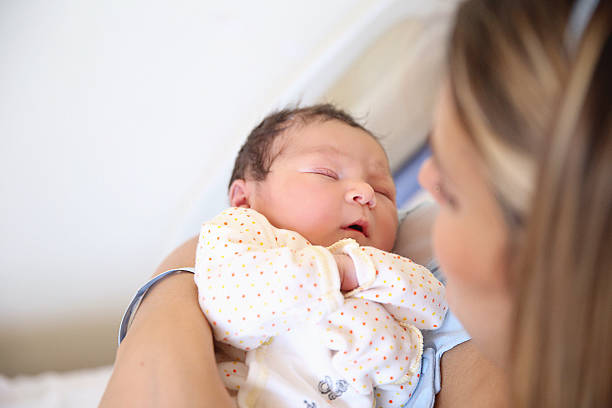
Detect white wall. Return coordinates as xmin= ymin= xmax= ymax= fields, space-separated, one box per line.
xmin=0 ymin=0 xmax=456 ymax=375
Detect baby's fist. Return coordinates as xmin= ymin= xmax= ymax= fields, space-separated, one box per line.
xmin=334 ymin=254 xmax=358 ymax=292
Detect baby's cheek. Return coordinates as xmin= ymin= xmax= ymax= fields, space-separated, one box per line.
xmin=381 ymin=221 xmax=398 ymax=252
xmin=375 ymin=204 xmax=398 ymax=252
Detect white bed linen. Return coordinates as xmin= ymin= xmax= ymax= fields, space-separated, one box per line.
xmin=0 ymin=366 xmax=111 ymax=408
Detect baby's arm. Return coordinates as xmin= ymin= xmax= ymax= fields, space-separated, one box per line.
xmin=322 ymin=298 xmax=423 ymax=399
xmin=195 ymin=207 xmax=345 ymax=351
xmin=328 ymin=239 xmax=447 ymax=330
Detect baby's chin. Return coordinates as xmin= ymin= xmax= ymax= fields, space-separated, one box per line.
xmin=307 ymin=231 xmax=394 ymax=252
xmin=337 ymin=232 xmax=393 ymax=252
xmin=367 ymin=233 xmax=396 ymax=252
xmin=306 ymin=232 xmax=363 ymax=248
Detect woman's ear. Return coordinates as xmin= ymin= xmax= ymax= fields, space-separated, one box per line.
xmin=229 ymin=179 xmax=252 ymax=208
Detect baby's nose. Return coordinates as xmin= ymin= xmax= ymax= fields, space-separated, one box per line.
xmin=346 ymin=183 xmax=376 ymax=208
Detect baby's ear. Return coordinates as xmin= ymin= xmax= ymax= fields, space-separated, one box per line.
xmin=229 ymin=179 xmax=251 ymax=208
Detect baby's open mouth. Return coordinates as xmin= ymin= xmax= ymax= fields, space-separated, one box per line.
xmin=343 ymin=221 xmax=369 ymax=237
xmin=347 ymin=224 xmax=363 ymax=233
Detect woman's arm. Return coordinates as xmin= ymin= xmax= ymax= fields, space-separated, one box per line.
xmin=99 ymin=237 xmax=234 ymax=408
xmin=435 ymin=340 xmax=509 ymax=408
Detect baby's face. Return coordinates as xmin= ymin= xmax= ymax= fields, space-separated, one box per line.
xmin=247 ymin=120 xmax=398 ymax=251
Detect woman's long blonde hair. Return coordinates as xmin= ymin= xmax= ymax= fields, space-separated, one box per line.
xmin=448 ymin=0 xmax=611 ymax=406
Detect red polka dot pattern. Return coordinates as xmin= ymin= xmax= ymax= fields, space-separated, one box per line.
xmin=194 ymin=207 xmax=448 ymax=408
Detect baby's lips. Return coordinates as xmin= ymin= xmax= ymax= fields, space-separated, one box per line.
xmin=342 ymin=218 xmax=369 ymax=237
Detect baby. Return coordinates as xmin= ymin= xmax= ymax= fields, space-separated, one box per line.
xmin=195 ymin=104 xmax=447 ymax=408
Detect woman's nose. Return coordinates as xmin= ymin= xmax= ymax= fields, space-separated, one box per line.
xmin=418 ymin=157 xmax=437 ymax=193
xmin=346 ymin=182 xmax=376 ymax=208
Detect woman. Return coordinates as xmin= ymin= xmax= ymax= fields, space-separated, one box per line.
xmin=100 ymin=0 xmax=611 ymax=406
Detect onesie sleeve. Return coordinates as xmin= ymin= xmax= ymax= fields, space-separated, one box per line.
xmin=195 ymin=207 xmax=344 ymax=351
xmin=328 ymin=239 xmax=447 ymax=330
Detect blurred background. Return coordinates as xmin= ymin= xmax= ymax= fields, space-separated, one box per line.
xmin=0 ymin=0 xmax=457 ymax=391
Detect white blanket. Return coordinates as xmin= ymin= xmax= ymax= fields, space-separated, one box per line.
xmin=0 ymin=366 xmax=111 ymax=408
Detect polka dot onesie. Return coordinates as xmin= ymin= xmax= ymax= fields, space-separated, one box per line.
xmin=195 ymin=207 xmax=448 ymax=408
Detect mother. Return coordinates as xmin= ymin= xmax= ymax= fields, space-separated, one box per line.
xmin=101 ymin=0 xmax=611 ymax=406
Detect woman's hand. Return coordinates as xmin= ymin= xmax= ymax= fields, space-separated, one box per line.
xmin=99 ymin=237 xmax=234 ymax=408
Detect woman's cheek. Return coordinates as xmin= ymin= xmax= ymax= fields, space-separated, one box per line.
xmin=431 ymin=214 xmax=481 ymax=333
xmin=432 ymin=214 xmax=463 ymax=281
xmin=434 ymin=210 xmax=491 ymax=279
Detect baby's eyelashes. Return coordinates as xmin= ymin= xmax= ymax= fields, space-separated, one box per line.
xmin=374 ymin=189 xmax=394 ymax=201
xmin=307 ymin=168 xmax=339 ymax=180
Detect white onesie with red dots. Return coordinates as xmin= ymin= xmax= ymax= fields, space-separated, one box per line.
xmin=195 ymin=207 xmax=447 ymax=408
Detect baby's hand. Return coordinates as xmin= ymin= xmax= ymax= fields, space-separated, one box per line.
xmin=334 ymin=254 xmax=358 ymax=292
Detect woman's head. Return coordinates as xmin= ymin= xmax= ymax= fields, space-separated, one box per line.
xmin=420 ymin=0 xmax=611 ymax=405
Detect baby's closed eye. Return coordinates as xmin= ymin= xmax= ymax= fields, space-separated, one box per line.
xmin=306 ymin=168 xmax=339 ymax=180
xmin=372 ymin=184 xmax=395 ymax=200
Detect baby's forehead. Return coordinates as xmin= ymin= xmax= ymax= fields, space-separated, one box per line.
xmin=274 ymin=121 xmax=391 ymax=170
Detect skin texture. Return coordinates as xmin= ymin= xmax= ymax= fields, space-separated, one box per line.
xmin=435 ymin=340 xmax=509 ymax=407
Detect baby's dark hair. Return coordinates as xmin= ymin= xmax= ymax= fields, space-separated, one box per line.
xmin=229 ymin=103 xmax=373 ymax=189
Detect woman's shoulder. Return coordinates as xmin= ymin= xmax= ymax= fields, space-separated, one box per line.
xmin=435 ymin=341 xmax=510 ymax=408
